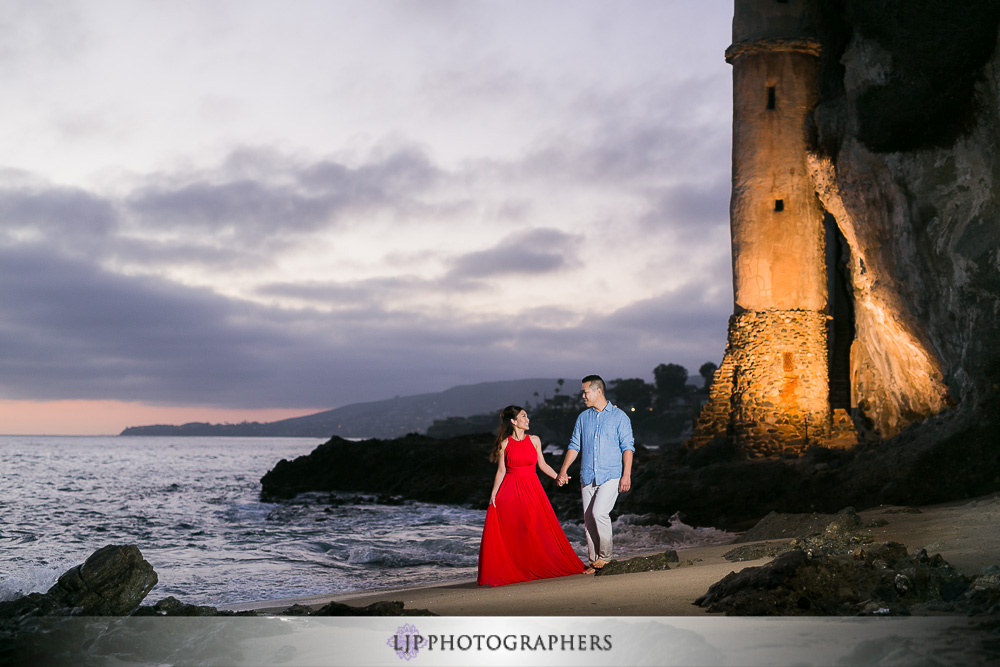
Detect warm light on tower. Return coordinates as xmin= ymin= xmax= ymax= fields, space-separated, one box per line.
xmin=691 ymin=0 xmax=832 ymax=456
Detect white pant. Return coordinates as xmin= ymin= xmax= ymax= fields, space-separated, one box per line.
xmin=581 ymin=478 xmax=620 ymax=562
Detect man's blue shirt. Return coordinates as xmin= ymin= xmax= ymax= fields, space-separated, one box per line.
xmin=568 ymin=403 xmax=635 ymax=485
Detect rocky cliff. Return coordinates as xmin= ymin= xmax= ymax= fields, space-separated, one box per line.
xmin=808 ymin=0 xmax=1000 ymax=444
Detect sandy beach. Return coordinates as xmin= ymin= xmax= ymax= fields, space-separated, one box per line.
xmin=223 ymin=493 xmax=1000 ymax=617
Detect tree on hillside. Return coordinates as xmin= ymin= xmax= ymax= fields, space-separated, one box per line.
xmin=653 ymin=363 xmax=688 ymax=405
xmin=699 ymin=362 xmax=719 ymax=394
xmin=608 ymin=378 xmax=653 ymax=410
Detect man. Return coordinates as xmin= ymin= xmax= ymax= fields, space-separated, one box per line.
xmin=557 ymin=374 xmax=634 ymax=573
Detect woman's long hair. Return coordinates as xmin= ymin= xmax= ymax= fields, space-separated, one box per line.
xmin=491 ymin=405 xmax=523 ymax=463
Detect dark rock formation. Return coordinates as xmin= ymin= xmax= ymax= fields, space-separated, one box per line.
xmin=722 ymin=543 xmax=788 ymax=563
xmin=0 ymin=545 xmax=157 ymax=618
xmin=807 ymin=0 xmax=1000 ymax=444
xmin=696 ymin=542 xmax=999 ymax=616
xmin=0 ymin=544 xmax=435 ymax=620
xmin=734 ymin=507 xmax=863 ymax=543
xmin=256 ymin=414 xmax=996 ymax=532
xmin=259 ymin=432 xmax=582 ymax=519
xmin=723 ymin=507 xmax=877 ymax=563
xmin=129 ymin=597 xmax=435 ymax=617
xmin=595 ymin=550 xmax=678 ymax=576
xmin=47 ymin=545 xmax=158 ymax=616
xmin=0 ymin=593 xmax=72 ymax=619
xmin=132 ymin=598 xmax=436 ymax=617
xmin=621 ymin=421 xmax=1000 ymax=529
xmin=131 ymin=596 xmax=249 ymax=617
xmin=261 ymin=433 xmax=494 ymax=506
xmin=695 ymin=542 xmax=997 ymax=616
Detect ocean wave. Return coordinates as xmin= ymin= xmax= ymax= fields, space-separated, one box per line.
xmin=0 ymin=529 xmax=40 ymax=544
xmin=221 ymin=503 xmax=277 ymax=523
xmin=0 ymin=436 xmax=496 ymax=607
xmin=346 ymin=544 xmax=477 ymax=568
xmin=416 ymin=538 xmax=477 ymax=556
xmin=347 ymin=547 xmax=407 ymax=567
xmin=0 ymin=564 xmax=66 ymax=601
xmin=304 ymin=540 xmax=338 ymax=554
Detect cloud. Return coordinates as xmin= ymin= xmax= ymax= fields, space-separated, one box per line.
xmin=516 ymin=70 xmax=731 ymax=187
xmin=0 ymin=0 xmax=89 ymax=71
xmin=0 ymin=239 xmax=728 ymax=411
xmin=125 ymin=145 xmax=444 ymax=246
xmin=511 ymin=282 xmax=732 ymax=368
xmin=0 ymin=184 xmax=117 ymax=248
xmin=0 ymin=2 xmax=741 ymax=422
xmin=638 ymin=178 xmax=731 ymax=243
xmin=255 ymin=274 xmax=476 ymax=309
xmin=0 ymin=245 xmax=283 ymax=402
xmin=0 ymin=112 xmax=734 ymax=415
xmin=447 ymin=228 xmax=579 ymax=280
xmin=0 ymin=144 xmax=459 ymax=275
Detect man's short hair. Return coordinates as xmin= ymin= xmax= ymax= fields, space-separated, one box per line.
xmin=581 ymin=374 xmax=605 ymax=395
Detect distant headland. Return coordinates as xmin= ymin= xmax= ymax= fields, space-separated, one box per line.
xmin=120 ymin=378 xmax=566 ymax=439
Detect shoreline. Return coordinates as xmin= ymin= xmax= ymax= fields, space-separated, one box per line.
xmin=221 ymin=493 xmax=1000 ymax=616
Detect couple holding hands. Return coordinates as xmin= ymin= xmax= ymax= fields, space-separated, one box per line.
xmin=477 ymin=375 xmax=635 ymax=587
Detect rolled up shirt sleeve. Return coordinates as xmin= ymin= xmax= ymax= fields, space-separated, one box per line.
xmin=568 ymin=416 xmax=583 ymax=452
xmin=617 ymin=412 xmax=635 ymax=453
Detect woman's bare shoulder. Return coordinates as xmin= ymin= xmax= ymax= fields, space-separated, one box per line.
xmin=529 ymin=434 xmax=542 ymax=447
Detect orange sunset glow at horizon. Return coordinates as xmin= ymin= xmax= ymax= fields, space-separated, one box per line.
xmin=0 ymin=400 xmax=320 ymax=436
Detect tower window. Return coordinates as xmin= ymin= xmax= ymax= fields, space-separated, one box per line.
xmin=774 ymin=199 xmax=784 ymax=212
xmin=782 ymin=352 xmax=795 ymax=372
xmin=766 ymin=86 xmax=776 ymax=110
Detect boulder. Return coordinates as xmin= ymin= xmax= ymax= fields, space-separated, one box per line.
xmin=619 ymin=416 xmax=1000 ymax=531
xmin=724 ymin=509 xmax=879 ymax=563
xmin=47 ymin=545 xmax=157 ymax=616
xmin=695 ymin=542 xmax=982 ymax=616
xmin=259 ymin=432 xmax=582 ymax=520
xmin=260 ymin=434 xmax=497 ymax=507
xmin=0 ymin=544 xmax=157 ymax=618
xmin=722 ymin=543 xmax=789 ymax=563
xmin=735 ymin=507 xmax=863 ymax=543
xmin=595 ymin=550 xmax=679 ymax=576
xmin=0 ymin=592 xmax=69 ymax=618
xmin=131 ymin=596 xmax=231 ymax=617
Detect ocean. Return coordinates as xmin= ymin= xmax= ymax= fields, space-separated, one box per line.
xmin=0 ymin=435 xmax=735 ymax=608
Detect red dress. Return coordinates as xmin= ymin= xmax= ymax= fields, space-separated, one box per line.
xmin=477 ymin=435 xmax=585 ymax=586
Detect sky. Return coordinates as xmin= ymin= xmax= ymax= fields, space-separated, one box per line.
xmin=0 ymin=0 xmax=735 ymax=435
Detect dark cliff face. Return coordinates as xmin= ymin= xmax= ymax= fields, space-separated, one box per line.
xmin=817 ymin=0 xmax=1000 ymax=155
xmin=808 ymin=0 xmax=1000 ymax=443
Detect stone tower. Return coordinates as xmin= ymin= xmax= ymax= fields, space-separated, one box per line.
xmin=692 ymin=0 xmax=831 ymax=456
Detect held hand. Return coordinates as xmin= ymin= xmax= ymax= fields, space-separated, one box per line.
xmin=556 ymin=472 xmax=570 ymax=486
xmin=619 ymin=474 xmax=631 ymax=493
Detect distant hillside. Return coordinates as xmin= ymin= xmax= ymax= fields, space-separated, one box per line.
xmin=120 ymin=378 xmax=565 ymax=439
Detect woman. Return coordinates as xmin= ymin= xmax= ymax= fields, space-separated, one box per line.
xmin=477 ymin=405 xmax=585 ymax=586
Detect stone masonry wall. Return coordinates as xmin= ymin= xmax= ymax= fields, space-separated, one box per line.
xmin=692 ymin=309 xmax=831 ymax=457
xmin=690 ymin=340 xmax=738 ymax=447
